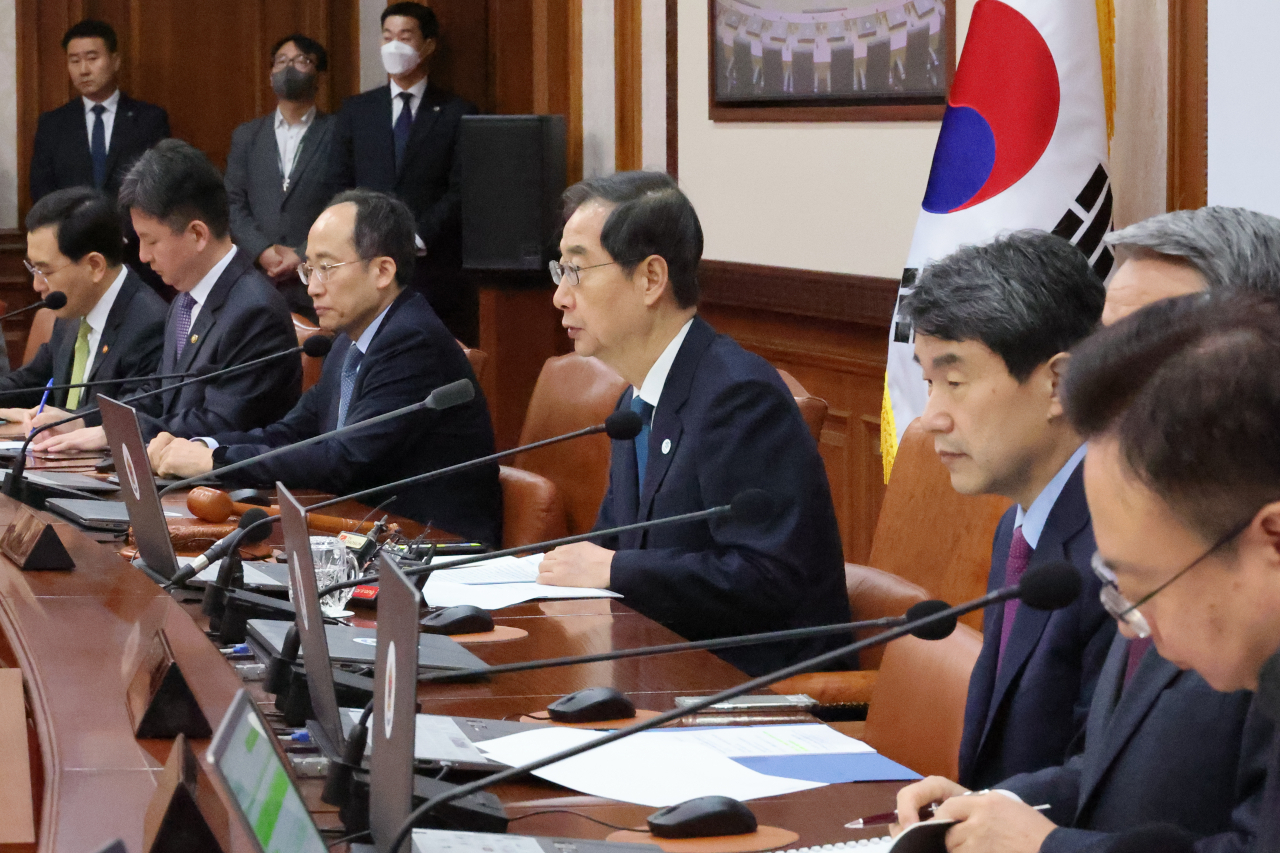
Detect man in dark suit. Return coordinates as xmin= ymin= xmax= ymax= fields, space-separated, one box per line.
xmin=31 ymin=140 xmax=300 ymax=454
xmin=533 ymin=172 xmax=849 ymax=677
xmin=0 ymin=188 xmax=165 ymax=426
xmin=147 ymin=190 xmax=502 ymax=545
xmin=327 ymin=2 xmax=479 ymax=344
xmin=226 ymin=33 xmax=336 ymax=320
xmin=902 ymin=232 xmax=1115 ymax=789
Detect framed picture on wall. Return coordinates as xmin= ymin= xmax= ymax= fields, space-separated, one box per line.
xmin=709 ymin=0 xmax=956 ymax=122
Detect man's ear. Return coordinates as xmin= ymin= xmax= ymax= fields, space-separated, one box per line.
xmin=374 ymin=256 xmax=398 ymax=290
xmin=421 ymin=37 xmax=438 ymax=61
xmin=636 ymin=255 xmax=671 ymax=308
xmin=84 ymin=251 xmax=109 ymax=283
xmin=188 ymin=220 xmax=212 ymax=253
xmin=1254 ymin=502 xmax=1280 ymax=571
xmin=1045 ymin=351 xmax=1071 ymax=419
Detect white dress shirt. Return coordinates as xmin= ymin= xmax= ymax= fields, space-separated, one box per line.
xmin=273 ymin=106 xmax=315 ymax=190
xmin=184 ymin=245 xmax=238 ymax=329
xmin=83 ymin=89 xmax=121 ymax=151
xmin=389 ymin=77 xmax=428 ymax=126
xmin=81 ymin=266 xmax=129 ymax=379
xmin=633 ymin=318 xmax=695 ymax=418
xmin=1013 ymin=443 xmax=1087 ymax=548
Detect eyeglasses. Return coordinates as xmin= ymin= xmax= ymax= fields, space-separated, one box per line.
xmin=23 ymin=259 xmax=71 ymax=283
xmin=298 ymin=259 xmax=362 ymax=285
xmin=548 ymin=260 xmax=620 ymax=287
xmin=1091 ymin=516 xmax=1252 ymax=638
xmin=272 ymin=54 xmax=316 ymax=71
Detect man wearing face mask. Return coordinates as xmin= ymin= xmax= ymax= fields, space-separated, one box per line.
xmin=225 ymin=33 xmax=334 ymax=320
xmin=326 ymin=2 xmax=479 ymax=344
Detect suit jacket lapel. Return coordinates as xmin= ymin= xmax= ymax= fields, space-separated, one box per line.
xmin=88 ymin=274 xmax=138 ymax=382
xmin=49 ymin=321 xmax=76 ymax=405
xmin=176 ymin=251 xmax=248 ymax=376
xmin=979 ymin=466 xmax=1091 ymax=746
xmin=253 ymin=116 xmax=286 ymax=203
xmin=282 ymin=114 xmax=327 ymax=203
xmin=614 ymin=390 xmax=642 ymax=543
xmin=101 ymin=94 xmax=134 ymax=183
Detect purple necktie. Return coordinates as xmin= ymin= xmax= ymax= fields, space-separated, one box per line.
xmin=1124 ymin=636 xmax=1154 ymax=687
xmin=173 ymin=292 xmax=197 ymax=358
xmin=997 ymin=527 xmax=1032 ymax=671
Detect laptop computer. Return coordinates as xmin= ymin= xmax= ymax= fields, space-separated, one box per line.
xmin=278 ymin=484 xmax=528 ymax=776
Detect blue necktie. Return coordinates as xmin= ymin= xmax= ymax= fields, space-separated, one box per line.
xmin=90 ymin=104 xmax=107 ymax=188
xmin=631 ymin=395 xmax=655 ymax=495
xmin=173 ymin=293 xmax=196 ymax=358
xmin=337 ymin=346 xmax=364 ymax=428
xmin=393 ymin=92 xmax=414 ymax=171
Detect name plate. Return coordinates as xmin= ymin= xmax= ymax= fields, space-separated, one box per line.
xmin=126 ymin=629 xmax=212 ymax=739
xmin=0 ymin=505 xmax=74 ymax=571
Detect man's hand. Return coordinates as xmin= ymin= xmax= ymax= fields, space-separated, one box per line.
xmin=0 ymin=407 xmax=30 ymax=424
xmin=271 ymin=245 xmax=302 ymax=280
xmin=146 ymin=432 xmax=179 ymax=469
xmin=258 ymin=246 xmax=284 ymax=277
xmin=23 ymin=406 xmax=82 ymax=438
xmin=149 ymin=436 xmax=214 ymax=479
xmin=891 ymin=776 xmax=970 ymax=833
xmin=31 ymin=425 xmax=107 ymax=453
xmin=933 ymin=792 xmax=1055 ymax=853
xmin=537 ymin=542 xmax=614 ymax=589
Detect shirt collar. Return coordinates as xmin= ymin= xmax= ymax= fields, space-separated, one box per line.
xmin=274 ymin=105 xmax=316 ymax=129
xmin=1014 ymin=443 xmax=1087 ymax=549
xmin=83 ymin=89 xmax=120 ymax=114
xmin=635 ymin=318 xmax=695 ymax=409
xmin=352 ymin=302 xmax=393 ymax=354
xmin=187 ymin=245 xmax=237 ymax=307
xmin=85 ymin=266 xmax=128 ymax=334
xmin=389 ymin=77 xmax=428 ymax=101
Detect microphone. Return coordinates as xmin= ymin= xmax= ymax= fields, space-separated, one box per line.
xmin=315 ymin=488 xmax=776 ymax=598
xmin=0 ymin=370 xmax=201 ymax=401
xmin=1108 ymin=825 xmax=1196 ymax=853
xmin=3 ymin=336 xmax=329 ymax=498
xmin=157 ymin=377 xmax=477 ymax=495
xmin=0 ymin=291 xmax=67 ymax=321
xmin=383 ymin=562 xmax=1084 ymax=851
xmin=166 ymin=507 xmax=271 ymax=588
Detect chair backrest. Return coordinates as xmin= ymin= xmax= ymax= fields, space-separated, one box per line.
xmin=499 ymin=465 xmax=568 ymax=548
xmin=844 ymin=563 xmax=929 ymax=670
xmin=870 ymin=418 xmax=1011 ymax=629
xmin=776 ymin=367 xmax=828 ymax=444
xmin=514 ymin=354 xmax=629 ymax=535
xmin=457 ymin=340 xmax=489 ymax=389
xmin=292 ymin=313 xmax=330 ymax=393
xmin=24 ymin=307 xmax=56 ymax=366
xmin=862 ymin=622 xmax=983 ymax=781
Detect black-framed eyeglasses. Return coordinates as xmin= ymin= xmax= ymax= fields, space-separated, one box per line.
xmin=272 ymin=54 xmax=316 ymax=71
xmin=1091 ymin=516 xmax=1252 ymax=638
xmin=548 ymin=260 xmax=620 ymax=287
xmin=23 ymin=259 xmax=71 ymax=283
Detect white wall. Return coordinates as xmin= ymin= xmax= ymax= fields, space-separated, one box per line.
xmin=359 ymin=0 xmax=388 ymax=93
xmin=581 ymin=2 xmax=617 ymax=178
xmin=1111 ymin=0 xmax=1168 ymax=227
xmin=0 ymin=0 xmax=16 ymax=229
xmin=1207 ymin=0 xmax=1280 ymax=216
xmin=676 ymin=0 xmax=976 ymax=278
xmin=641 ymin=0 xmax=668 ymax=171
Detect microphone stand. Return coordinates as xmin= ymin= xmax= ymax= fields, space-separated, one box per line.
xmin=0 ymin=371 xmax=198 ymax=401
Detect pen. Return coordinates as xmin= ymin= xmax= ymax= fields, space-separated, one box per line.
xmin=30 ymin=378 xmax=54 ymax=437
xmin=845 ymin=800 xmax=1050 ymax=829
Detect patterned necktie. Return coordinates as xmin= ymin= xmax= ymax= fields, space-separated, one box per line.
xmin=65 ymin=319 xmax=92 ymax=410
xmin=173 ymin=292 xmax=197 ymax=358
xmin=1124 ymin=636 xmax=1154 ymax=687
xmin=631 ymin=395 xmax=655 ymax=496
xmin=997 ymin=527 xmax=1033 ymax=671
xmin=336 ymin=346 xmax=364 ymax=428
xmin=90 ymin=104 xmax=107 ymax=188
xmin=393 ymin=92 xmax=414 ymax=171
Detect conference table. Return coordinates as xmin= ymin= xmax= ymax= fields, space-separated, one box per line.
xmin=0 ymin=476 xmax=903 ymax=853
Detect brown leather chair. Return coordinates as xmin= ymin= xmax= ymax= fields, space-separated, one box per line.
xmin=292 ymin=313 xmax=331 ymax=393
xmin=499 ymin=465 xmax=568 ymax=548
xmin=457 ymin=340 xmax=490 ymax=389
xmin=513 ymin=354 xmax=629 ymax=536
xmin=776 ymin=367 xmax=828 ymax=443
xmin=858 ymin=622 xmax=983 ymax=781
xmin=23 ymin=307 xmax=55 ymax=366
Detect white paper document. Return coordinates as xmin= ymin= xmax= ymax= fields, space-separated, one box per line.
xmin=0 ymin=441 xmax=25 ymax=452
xmin=428 ymin=554 xmax=544 ymax=584
xmin=422 ymin=577 xmax=620 ymax=611
xmin=345 ymin=711 xmax=493 ymax=764
xmin=653 ymin=724 xmax=875 ymax=757
xmin=412 ymin=829 xmax=544 ymax=853
xmin=474 ymin=727 xmax=826 ymax=807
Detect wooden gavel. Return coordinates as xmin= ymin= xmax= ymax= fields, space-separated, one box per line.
xmin=185 ymin=486 xmax=391 ymax=537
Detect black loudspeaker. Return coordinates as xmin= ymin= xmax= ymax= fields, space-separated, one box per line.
xmin=459 ymin=115 xmax=567 ymax=271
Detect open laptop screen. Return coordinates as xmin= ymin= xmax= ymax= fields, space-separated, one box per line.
xmin=208 ymin=689 xmax=327 ymax=853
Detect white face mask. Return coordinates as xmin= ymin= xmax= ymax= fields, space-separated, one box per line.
xmin=381 ymin=40 xmax=421 ymax=76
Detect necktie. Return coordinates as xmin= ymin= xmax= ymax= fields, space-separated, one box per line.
xmin=997 ymin=527 xmax=1033 ymax=671
xmin=631 ymin=395 xmax=655 ymax=496
xmin=173 ymin=292 xmax=197 ymax=359
xmin=90 ymin=104 xmax=107 ymax=188
xmin=1124 ymin=636 xmax=1154 ymax=687
xmin=336 ymin=346 xmax=364 ymax=428
xmin=65 ymin=319 xmax=91 ymax=410
xmin=393 ymin=92 xmax=414 ymax=171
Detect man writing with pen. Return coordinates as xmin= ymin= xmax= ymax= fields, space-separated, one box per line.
xmin=0 ymin=186 xmax=166 ymax=428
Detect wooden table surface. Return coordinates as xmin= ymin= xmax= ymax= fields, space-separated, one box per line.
xmin=0 ymin=476 xmax=902 ymax=853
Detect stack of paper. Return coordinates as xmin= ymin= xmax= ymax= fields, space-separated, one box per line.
xmin=422 ymin=553 xmax=621 ymax=611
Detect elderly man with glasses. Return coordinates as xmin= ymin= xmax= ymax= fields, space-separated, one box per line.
xmin=148 ymin=188 xmax=501 ymax=545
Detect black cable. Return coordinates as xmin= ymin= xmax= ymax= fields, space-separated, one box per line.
xmin=326 ymin=829 xmax=372 ymax=848
xmin=508 ymin=809 xmax=634 ymax=832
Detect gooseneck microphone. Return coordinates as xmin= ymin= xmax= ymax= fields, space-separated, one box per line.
xmin=0 ymin=291 xmax=67 ymax=322
xmin=3 ymin=336 xmax=331 ymax=498
xmin=158 ymin=377 xmax=477 ymax=495
xmin=0 ymin=370 xmax=201 ymax=401
xmin=384 ymin=562 xmax=1084 ymax=852
xmin=166 ymin=507 xmax=271 ymax=588
xmin=315 ymin=487 xmax=774 ymax=598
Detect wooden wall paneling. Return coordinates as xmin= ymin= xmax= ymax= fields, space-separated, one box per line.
xmin=613 ymin=0 xmax=643 ymax=172
xmin=666 ymin=0 xmax=678 ymax=178
xmin=490 ymin=0 xmax=535 ymax=113
xmin=423 ymin=1 xmax=492 ymax=113
xmin=1167 ymin=0 xmax=1207 ymax=210
xmin=0 ymin=231 xmax=34 ymax=370
xmin=326 ymin=0 xmax=360 ymax=102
